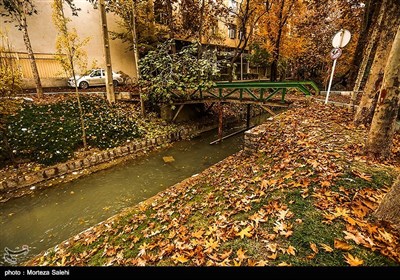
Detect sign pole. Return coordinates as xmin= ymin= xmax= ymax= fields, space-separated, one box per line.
xmin=325 ymin=58 xmax=337 ymax=104
xmin=325 ymin=29 xmax=351 ymax=104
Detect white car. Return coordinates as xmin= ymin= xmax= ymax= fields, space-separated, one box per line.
xmin=68 ymin=69 xmax=124 ymax=89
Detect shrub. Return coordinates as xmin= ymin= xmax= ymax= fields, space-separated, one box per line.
xmin=6 ymin=96 xmax=140 ymax=165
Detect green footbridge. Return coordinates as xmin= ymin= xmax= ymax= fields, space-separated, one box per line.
xmin=189 ymin=80 xmax=320 ymax=104
xmin=170 ymin=80 xmax=320 ymax=142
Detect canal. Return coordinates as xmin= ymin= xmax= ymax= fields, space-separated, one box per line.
xmin=0 ymin=114 xmax=269 ymax=265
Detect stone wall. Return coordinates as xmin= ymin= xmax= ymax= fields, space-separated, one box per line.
xmin=243 ymin=124 xmax=269 ymax=155
xmin=0 ymin=132 xmax=179 ymax=194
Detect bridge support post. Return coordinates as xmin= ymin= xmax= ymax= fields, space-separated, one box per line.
xmin=218 ymin=102 xmax=223 ymax=142
xmin=246 ymin=104 xmax=251 ymax=128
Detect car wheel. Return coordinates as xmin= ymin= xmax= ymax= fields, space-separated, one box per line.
xmin=113 ymin=80 xmax=118 ymax=88
xmin=79 ymin=81 xmax=89 ymax=89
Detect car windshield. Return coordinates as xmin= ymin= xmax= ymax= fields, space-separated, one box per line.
xmin=82 ymin=70 xmax=94 ymax=76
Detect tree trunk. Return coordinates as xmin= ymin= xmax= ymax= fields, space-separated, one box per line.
xmin=99 ymin=0 xmax=115 ymax=103
xmin=270 ymin=27 xmax=282 ymax=82
xmin=374 ymin=174 xmax=400 ymax=226
xmin=348 ymin=0 xmax=382 ymax=87
xmin=197 ymin=0 xmax=205 ymax=58
xmin=270 ymin=0 xmax=285 ymax=82
xmin=130 ymin=1 xmax=145 ymax=117
xmin=365 ymin=25 xmax=400 ymax=159
xmin=166 ymin=0 xmax=176 ymax=53
xmin=354 ymin=0 xmax=400 ymax=126
xmin=21 ymin=19 xmax=43 ymax=98
xmin=350 ymin=0 xmax=385 ymax=112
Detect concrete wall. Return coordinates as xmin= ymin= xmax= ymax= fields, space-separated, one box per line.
xmin=2 ymin=0 xmax=137 ymax=88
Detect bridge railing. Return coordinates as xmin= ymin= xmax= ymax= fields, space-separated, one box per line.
xmin=191 ymin=80 xmax=320 ymax=103
xmin=167 ymin=80 xmax=320 ymax=105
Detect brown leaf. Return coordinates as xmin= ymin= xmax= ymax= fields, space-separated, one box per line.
xmin=219 ymin=249 xmax=232 ymax=260
xmin=280 ymin=230 xmax=293 ymax=238
xmin=208 ymin=254 xmax=220 ymax=262
xmin=351 ymin=170 xmax=372 ymax=182
xmin=343 ymin=216 xmax=357 ymax=226
xmin=320 ymin=243 xmax=333 ymax=252
xmin=343 ymin=253 xmax=364 ymax=266
xmin=334 ymin=239 xmax=353 ymax=251
xmin=310 ymin=242 xmax=319 ymax=254
xmin=306 ymin=253 xmax=316 ymax=260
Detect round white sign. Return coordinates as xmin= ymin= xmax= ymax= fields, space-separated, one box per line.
xmin=332 ymin=29 xmax=351 ymax=48
xmin=330 ymin=48 xmax=342 ymax=60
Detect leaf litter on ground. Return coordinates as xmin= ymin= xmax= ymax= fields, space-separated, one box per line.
xmin=25 ymin=99 xmax=400 ymax=266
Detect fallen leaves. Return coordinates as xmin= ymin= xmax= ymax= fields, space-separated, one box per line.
xmin=286 ymin=245 xmax=297 ymax=256
xmin=235 ymin=226 xmax=253 ymax=239
xmin=172 ymin=253 xmax=189 ymax=264
xmin=24 ymin=100 xmax=400 ymax=267
xmin=310 ymin=242 xmax=319 ymax=254
xmin=334 ymin=239 xmax=353 ymax=251
xmin=344 ymin=253 xmax=364 ymax=266
xmin=320 ymin=243 xmax=333 ymax=253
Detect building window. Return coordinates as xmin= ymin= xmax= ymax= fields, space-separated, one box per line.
xmin=228 ymin=24 xmax=237 ymax=39
xmin=154 ymin=0 xmax=168 ymax=25
xmin=239 ymin=28 xmax=246 ymax=40
xmin=229 ymin=0 xmax=238 ymax=13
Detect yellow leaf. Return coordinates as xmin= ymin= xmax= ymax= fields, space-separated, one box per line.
xmin=266 ymin=243 xmax=277 ymax=252
xmin=173 ymin=254 xmax=189 ymax=264
xmin=233 ymin=260 xmax=241 ymax=266
xmin=278 ymin=262 xmax=291 ymax=266
xmin=204 ymin=238 xmax=219 ymax=253
xmin=191 ymin=229 xmax=204 ymax=239
xmin=267 ymin=252 xmax=278 ymax=260
xmin=320 ymin=243 xmax=333 ymax=252
xmin=344 ymin=253 xmax=364 ymax=266
xmin=163 ymin=156 xmax=175 ymax=163
xmin=235 ymin=225 xmax=253 ymax=239
xmin=310 ymin=242 xmax=319 ymax=254
xmin=256 ymin=260 xmax=269 ymax=266
xmin=378 ymin=229 xmax=394 ymax=243
xmin=334 ymin=239 xmax=353 ymax=251
xmin=286 ymin=245 xmax=296 ymax=256
xmin=277 ymin=209 xmax=289 ymax=220
xmin=236 ymin=248 xmax=248 ymax=261
xmin=321 ymin=180 xmax=331 ymax=187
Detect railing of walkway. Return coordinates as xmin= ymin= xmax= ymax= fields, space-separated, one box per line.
xmin=186 ymin=80 xmax=320 ymax=103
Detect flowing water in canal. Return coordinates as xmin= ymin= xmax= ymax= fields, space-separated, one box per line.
xmin=0 ymin=116 xmax=269 ymax=265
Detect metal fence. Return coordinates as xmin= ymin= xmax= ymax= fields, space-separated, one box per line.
xmin=0 ymin=51 xmax=67 ymax=79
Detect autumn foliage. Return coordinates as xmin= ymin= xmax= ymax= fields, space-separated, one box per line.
xmin=26 ymin=99 xmax=400 ymax=266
